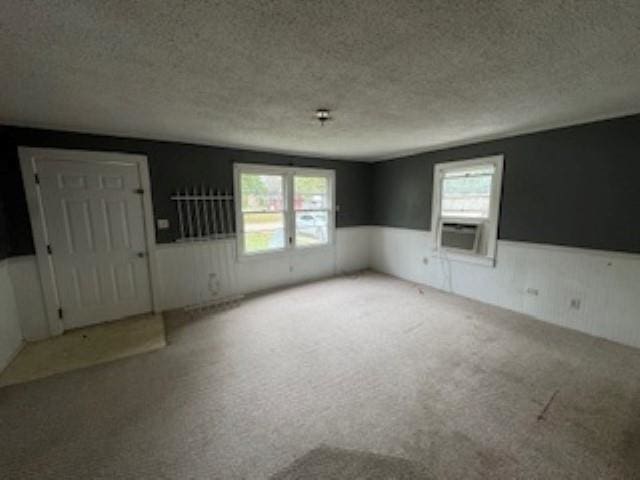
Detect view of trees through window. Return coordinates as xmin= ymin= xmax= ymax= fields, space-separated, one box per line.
xmin=241 ymin=174 xmax=285 ymax=253
xmin=294 ymin=176 xmax=329 ymax=247
xmin=239 ymin=171 xmax=332 ymax=254
xmin=441 ymin=165 xmax=494 ymax=218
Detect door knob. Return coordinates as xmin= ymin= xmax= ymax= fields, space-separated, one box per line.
xmin=136 ymin=252 xmax=146 ymax=258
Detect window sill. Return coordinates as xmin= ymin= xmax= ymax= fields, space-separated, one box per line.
xmin=431 ymin=249 xmax=496 ymax=267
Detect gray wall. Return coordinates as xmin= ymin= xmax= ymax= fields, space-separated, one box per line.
xmin=0 ymin=143 xmax=16 ymax=260
xmin=372 ymin=114 xmax=640 ymax=254
xmin=2 ymin=113 xmax=640 ymax=257
xmin=0 ymin=195 xmax=9 ymax=261
xmin=0 ymin=126 xmax=372 ymax=256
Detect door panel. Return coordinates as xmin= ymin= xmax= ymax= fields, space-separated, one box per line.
xmin=36 ymin=157 xmax=151 ymax=329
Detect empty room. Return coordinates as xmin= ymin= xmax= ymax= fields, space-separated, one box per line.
xmin=1 ymin=1 xmax=640 ymax=478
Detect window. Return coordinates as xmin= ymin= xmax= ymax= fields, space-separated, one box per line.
xmin=240 ymin=173 xmax=286 ymax=254
xmin=432 ymin=155 xmax=503 ymax=265
xmin=294 ymin=175 xmax=330 ymax=247
xmin=235 ymin=164 xmax=335 ymax=256
xmin=441 ymin=164 xmax=494 ymax=219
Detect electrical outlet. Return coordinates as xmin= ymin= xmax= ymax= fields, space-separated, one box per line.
xmin=157 ymin=218 xmax=169 ymax=230
xmin=570 ymin=298 xmax=581 ymax=310
xmin=526 ymin=287 xmax=539 ymax=296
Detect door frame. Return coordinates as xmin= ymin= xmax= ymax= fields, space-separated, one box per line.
xmin=18 ymin=147 xmax=160 ymax=336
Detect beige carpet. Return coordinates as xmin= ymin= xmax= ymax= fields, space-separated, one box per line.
xmin=0 ymin=313 xmax=165 ymax=387
xmin=1 ymin=272 xmax=640 ymax=479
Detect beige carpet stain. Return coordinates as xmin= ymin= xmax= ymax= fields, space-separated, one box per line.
xmin=270 ymin=446 xmax=433 ymax=479
xmin=0 ymin=313 xmax=166 ymax=387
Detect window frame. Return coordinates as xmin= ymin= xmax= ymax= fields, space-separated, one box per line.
xmin=431 ymin=155 xmax=504 ymax=267
xmin=233 ymin=163 xmax=336 ymax=259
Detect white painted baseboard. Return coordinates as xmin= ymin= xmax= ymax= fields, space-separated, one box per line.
xmin=369 ymin=226 xmax=640 ymax=349
xmin=0 ymin=259 xmax=23 ymax=371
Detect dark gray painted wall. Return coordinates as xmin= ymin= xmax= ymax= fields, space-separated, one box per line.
xmin=0 ymin=126 xmax=372 ymax=256
xmin=2 ymin=113 xmax=639 ymax=257
xmin=0 ymin=191 xmax=9 ymax=261
xmin=372 ymin=114 xmax=640 ymax=254
xmin=0 ymin=137 xmax=24 ymax=260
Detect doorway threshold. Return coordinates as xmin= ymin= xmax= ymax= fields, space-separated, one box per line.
xmin=0 ymin=313 xmax=166 ymax=388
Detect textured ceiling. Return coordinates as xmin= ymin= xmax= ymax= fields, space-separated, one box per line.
xmin=2 ymin=0 xmax=640 ymax=160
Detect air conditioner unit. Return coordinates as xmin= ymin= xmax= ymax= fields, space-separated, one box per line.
xmin=440 ymin=222 xmax=481 ymax=253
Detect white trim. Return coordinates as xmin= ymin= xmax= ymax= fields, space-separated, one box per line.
xmin=19 ymin=149 xmax=62 ymax=335
xmin=137 ymin=157 xmax=161 ymax=314
xmin=233 ymin=163 xmax=336 ymax=260
xmin=368 ymin=224 xmax=640 ymax=261
xmin=431 ymin=154 xmax=504 ymax=266
xmin=497 ymin=239 xmax=640 ymax=260
xmin=431 ymin=249 xmax=495 ymax=267
xmin=18 ymin=147 xmax=160 ymax=336
xmin=157 ymin=237 xmax=237 ymax=249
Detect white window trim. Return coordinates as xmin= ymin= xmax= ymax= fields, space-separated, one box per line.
xmin=233 ymin=163 xmax=336 ymax=260
xmin=431 ymin=155 xmax=504 ymax=267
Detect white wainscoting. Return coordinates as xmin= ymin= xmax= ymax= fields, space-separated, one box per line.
xmin=0 ymin=259 xmax=23 ymax=371
xmin=156 ymin=226 xmax=372 ymax=310
xmin=369 ymin=226 xmax=640 ymax=349
xmin=6 ymin=225 xmax=640 ymax=350
xmin=7 ymin=255 xmax=49 ymax=341
xmin=7 ymin=227 xmax=371 ymax=338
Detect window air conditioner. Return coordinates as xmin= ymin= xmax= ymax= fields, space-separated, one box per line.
xmin=440 ymin=222 xmax=481 ymax=253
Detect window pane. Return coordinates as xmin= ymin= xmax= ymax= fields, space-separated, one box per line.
xmin=445 ymin=165 xmax=494 ymax=177
xmin=241 ymin=174 xmax=284 ymax=212
xmin=295 ymin=211 xmax=328 ymax=247
xmin=294 ymin=176 xmax=328 ymax=210
xmin=442 ymin=169 xmax=493 ymax=218
xmin=243 ymin=212 xmax=285 ymax=253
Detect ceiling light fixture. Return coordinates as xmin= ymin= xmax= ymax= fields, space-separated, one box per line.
xmin=315 ymin=108 xmax=331 ymax=125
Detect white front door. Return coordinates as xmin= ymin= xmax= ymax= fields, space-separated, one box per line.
xmin=35 ymin=156 xmax=152 ymax=329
